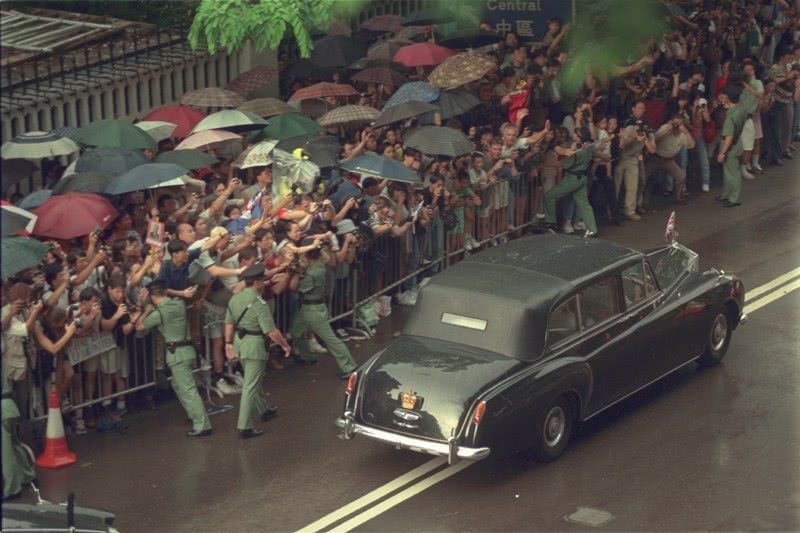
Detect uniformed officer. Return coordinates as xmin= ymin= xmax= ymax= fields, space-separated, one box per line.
xmin=224 ymin=263 xmax=291 ymax=439
xmin=2 ymin=374 xmax=36 ymax=499
xmin=289 ymin=242 xmax=357 ymax=379
xmin=716 ymin=85 xmax=747 ymax=207
xmin=136 ymin=280 xmax=212 ymax=437
xmin=543 ymin=127 xmax=608 ymax=237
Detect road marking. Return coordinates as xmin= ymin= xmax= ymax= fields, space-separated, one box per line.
xmin=327 ymin=459 xmax=474 ymax=533
xmin=745 ymin=266 xmax=800 ymax=302
xmin=302 ymin=267 xmax=800 ymax=533
xmin=296 ymin=457 xmax=446 ymax=533
xmin=564 ymin=507 xmax=615 ymax=527
xmin=743 ymin=278 xmax=800 ymax=315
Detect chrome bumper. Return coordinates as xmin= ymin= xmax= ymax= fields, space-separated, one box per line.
xmin=336 ymin=411 xmax=490 ymax=464
xmin=739 ymin=313 xmax=748 ymax=325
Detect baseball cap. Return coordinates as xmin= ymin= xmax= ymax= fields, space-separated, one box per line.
xmin=336 ymin=219 xmax=357 ymax=235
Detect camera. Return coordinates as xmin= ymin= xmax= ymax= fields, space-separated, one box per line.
xmin=72 ymin=317 xmax=84 ymax=329
xmin=635 ymin=120 xmax=653 ymax=136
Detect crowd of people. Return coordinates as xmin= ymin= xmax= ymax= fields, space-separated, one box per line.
xmin=2 ymin=0 xmax=800 ymax=497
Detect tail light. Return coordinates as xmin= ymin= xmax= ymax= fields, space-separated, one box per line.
xmin=345 ymin=373 xmax=357 ymax=396
xmin=471 ymin=400 xmax=487 ymax=426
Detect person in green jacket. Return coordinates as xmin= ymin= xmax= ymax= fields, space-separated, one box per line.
xmin=543 ymin=127 xmax=608 ymax=237
xmin=136 ymin=280 xmax=212 ymax=437
xmin=289 ymin=243 xmax=358 ymax=379
xmin=716 ymin=85 xmax=748 ymax=207
xmin=224 ymin=263 xmax=291 ymax=439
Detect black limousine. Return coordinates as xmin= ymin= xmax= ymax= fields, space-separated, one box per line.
xmin=337 ymin=234 xmax=747 ymax=464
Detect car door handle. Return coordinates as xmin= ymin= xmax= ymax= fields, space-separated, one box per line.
xmin=623 ymin=312 xmax=637 ymax=320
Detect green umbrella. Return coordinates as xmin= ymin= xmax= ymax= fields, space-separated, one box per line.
xmin=77 ymin=119 xmax=156 ymax=150
xmin=155 ymin=149 xmax=218 ymax=170
xmin=51 ymin=172 xmax=116 ymax=195
xmin=256 ymin=113 xmax=321 ymax=142
xmin=1 ymin=236 xmax=49 ymax=279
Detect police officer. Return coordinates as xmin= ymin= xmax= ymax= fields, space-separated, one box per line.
xmin=224 ymin=263 xmax=291 ymax=439
xmin=543 ymin=127 xmax=608 ymax=237
xmin=289 ymin=240 xmax=357 ymax=379
xmin=2 ymin=374 xmax=36 ymax=499
xmin=716 ymin=85 xmax=747 ymax=208
xmin=136 ymin=280 xmax=212 ymax=437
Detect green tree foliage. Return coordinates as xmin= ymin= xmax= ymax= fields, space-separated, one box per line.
xmin=188 ymin=0 xmax=366 ymax=57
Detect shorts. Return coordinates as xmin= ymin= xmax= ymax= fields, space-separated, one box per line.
xmin=82 ymin=349 xmax=119 ymax=374
xmin=741 ymin=118 xmax=755 ymax=151
xmin=752 ymin=111 xmax=763 ymax=140
xmin=491 ymin=181 xmax=509 ymax=209
xmin=116 ymin=344 xmax=129 ymax=379
xmin=203 ymin=301 xmax=225 ymax=339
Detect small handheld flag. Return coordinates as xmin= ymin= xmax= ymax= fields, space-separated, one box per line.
xmin=665 ymin=211 xmax=678 ymax=243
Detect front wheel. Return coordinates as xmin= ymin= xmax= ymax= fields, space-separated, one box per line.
xmin=532 ymin=396 xmax=575 ymax=463
xmin=698 ymin=309 xmax=731 ymax=367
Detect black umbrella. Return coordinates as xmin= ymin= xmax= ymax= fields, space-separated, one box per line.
xmin=155 ymin=149 xmax=218 ymax=170
xmin=435 ymin=88 xmax=482 ymax=119
xmin=373 ymin=101 xmax=438 ymax=127
xmin=75 ymin=147 xmax=148 ymax=175
xmin=439 ymin=30 xmax=503 ymax=50
xmin=404 ymin=126 xmax=473 ymax=157
xmin=276 ymin=134 xmax=342 ymax=168
xmin=51 ymin=172 xmax=116 ymax=195
xmin=310 ymin=35 xmax=366 ymax=68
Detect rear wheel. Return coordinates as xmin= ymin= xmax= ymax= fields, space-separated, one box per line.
xmin=532 ymin=396 xmax=575 ymax=463
xmin=698 ymin=309 xmax=731 ymax=367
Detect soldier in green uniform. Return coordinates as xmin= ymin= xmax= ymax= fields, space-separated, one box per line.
xmin=224 ymin=263 xmax=291 ymax=439
xmin=2 ymin=374 xmax=36 ymax=499
xmin=136 ymin=280 xmax=212 ymax=437
xmin=290 ymin=242 xmax=357 ymax=379
xmin=716 ymin=85 xmax=747 ymax=207
xmin=543 ymin=128 xmax=609 ymax=237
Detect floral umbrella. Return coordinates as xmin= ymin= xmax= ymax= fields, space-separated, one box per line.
xmin=428 ymin=52 xmax=496 ymax=89
xmin=232 ymin=140 xmax=278 ymax=169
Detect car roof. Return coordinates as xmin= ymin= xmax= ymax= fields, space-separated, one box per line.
xmin=464 ymin=234 xmax=643 ymax=288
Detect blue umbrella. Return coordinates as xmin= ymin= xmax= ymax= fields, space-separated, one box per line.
xmin=18 ymin=189 xmax=52 ymax=209
xmin=104 ymin=163 xmax=189 ymax=196
xmin=339 ymin=153 xmax=421 ymax=184
xmin=382 ymin=82 xmax=440 ymax=110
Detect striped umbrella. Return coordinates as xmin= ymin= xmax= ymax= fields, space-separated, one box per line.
xmin=428 ymin=52 xmax=495 ymax=89
xmin=226 ymin=66 xmax=279 ymax=96
xmin=393 ymin=43 xmax=456 ymax=67
xmin=352 ymin=67 xmax=407 ymax=87
xmin=238 ymin=98 xmax=295 ymax=118
xmin=361 ymin=15 xmax=404 ymax=33
xmin=367 ymin=39 xmax=412 ymax=61
xmin=135 ymin=121 xmax=177 ymax=142
xmin=383 ymin=81 xmax=440 ymax=109
xmin=403 ymin=126 xmax=473 ymax=157
xmin=180 ymin=87 xmax=245 ymax=108
xmin=1 ymin=131 xmax=80 ymax=159
xmin=289 ymin=82 xmax=359 ymax=102
xmin=50 ymin=127 xmax=82 ymax=142
xmin=175 ymin=129 xmax=242 ymax=151
xmin=190 ymin=109 xmax=268 ymax=134
xmin=317 ymin=105 xmax=380 ymax=127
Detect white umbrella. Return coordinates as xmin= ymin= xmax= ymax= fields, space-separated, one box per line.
xmin=175 ymin=129 xmax=242 ymax=151
xmin=233 ymin=140 xmax=278 ymax=169
xmin=135 ymin=121 xmax=178 ymax=142
xmin=1 ymin=131 xmax=79 ymax=159
xmin=190 ymin=109 xmax=268 ymax=134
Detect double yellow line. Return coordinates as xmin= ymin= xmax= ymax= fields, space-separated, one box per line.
xmin=299 ymin=265 xmax=800 ymax=533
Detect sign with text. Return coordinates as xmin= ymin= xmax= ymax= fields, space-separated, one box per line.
xmin=481 ymin=0 xmax=573 ymax=42
xmin=66 ymin=331 xmax=117 ymax=366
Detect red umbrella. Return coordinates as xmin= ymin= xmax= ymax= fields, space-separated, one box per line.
xmin=288 ymin=82 xmax=359 ymax=102
xmin=143 ymin=105 xmax=207 ymax=139
xmin=393 ymin=43 xmax=455 ymax=67
xmin=32 ymin=193 xmax=118 ymax=240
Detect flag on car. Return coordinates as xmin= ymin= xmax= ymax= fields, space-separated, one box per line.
xmin=665 ymin=211 xmax=678 ymax=242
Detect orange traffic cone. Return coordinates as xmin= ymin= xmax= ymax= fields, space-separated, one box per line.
xmin=36 ymin=386 xmax=76 ymax=469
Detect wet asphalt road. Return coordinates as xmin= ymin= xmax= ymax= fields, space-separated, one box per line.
xmin=33 ymin=158 xmax=800 ymax=532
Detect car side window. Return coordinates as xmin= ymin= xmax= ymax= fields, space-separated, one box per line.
xmin=644 ymin=262 xmax=659 ymax=295
xmin=547 ymin=297 xmax=579 ymax=346
xmin=621 ymin=262 xmax=646 ymax=308
xmin=579 ymin=277 xmax=620 ymax=329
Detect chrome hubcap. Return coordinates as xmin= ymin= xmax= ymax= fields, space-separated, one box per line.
xmin=543 ymin=406 xmax=566 ymax=447
xmin=711 ymin=314 xmax=728 ymax=352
